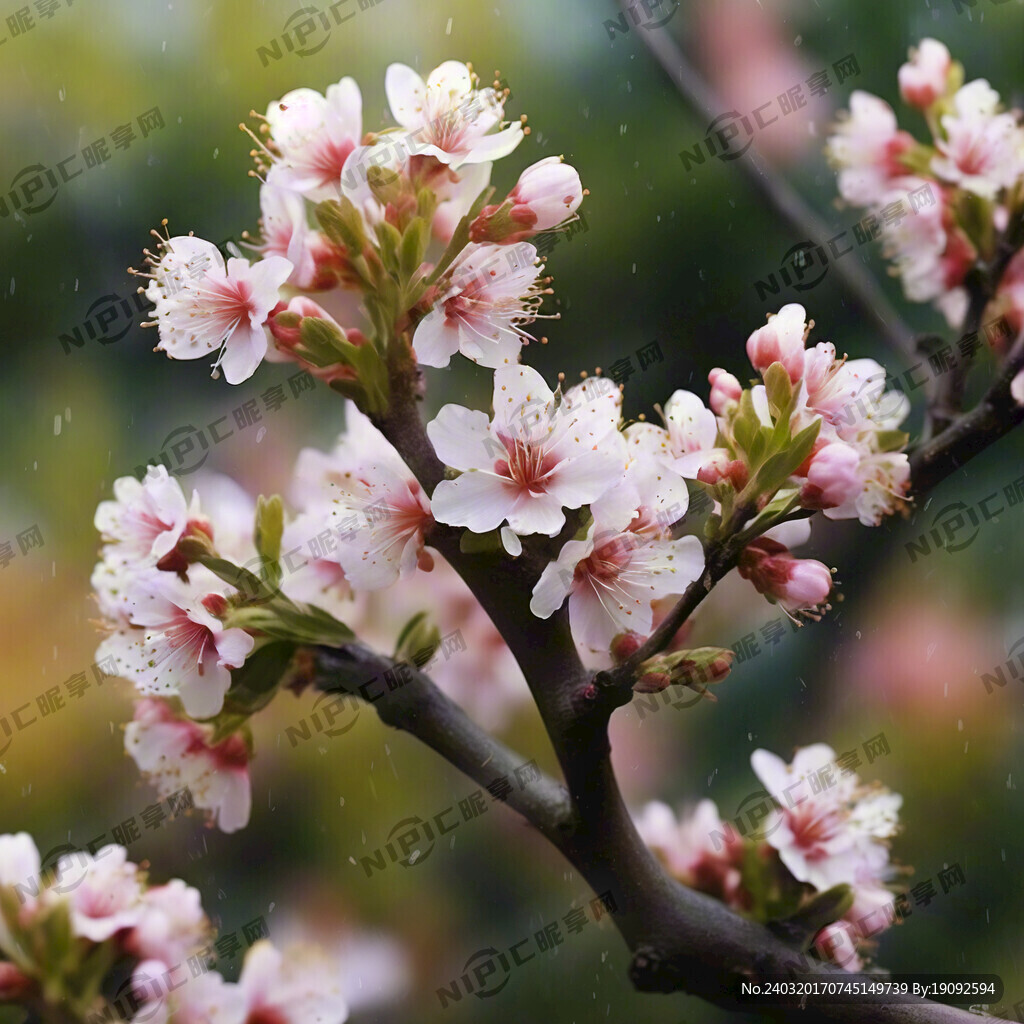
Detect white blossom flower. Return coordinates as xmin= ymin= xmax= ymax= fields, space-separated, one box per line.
xmin=50 ymin=846 xmax=145 ymax=944
xmin=126 ymin=879 xmax=210 ymax=970
xmin=264 ymin=78 xmax=363 ymax=202
xmin=413 ymin=242 xmax=547 ymax=368
xmin=385 ymin=60 xmax=522 ymax=169
xmin=125 ymin=699 xmax=252 ymax=834
xmin=143 ymin=235 xmax=292 ymax=385
xmin=530 ymin=466 xmax=704 ymax=649
xmin=932 ymin=80 xmax=1024 ymax=199
xmin=428 ymin=365 xmax=627 ymax=539
xmin=98 ymin=572 xmax=254 ymax=719
xmin=750 ymin=745 xmax=901 ymax=894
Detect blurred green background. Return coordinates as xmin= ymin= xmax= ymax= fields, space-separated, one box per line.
xmin=0 ymin=0 xmax=1022 ymax=1019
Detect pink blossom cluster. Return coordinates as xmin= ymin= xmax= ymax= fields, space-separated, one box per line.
xmin=635 ymin=744 xmax=903 ymax=973
xmin=0 ymin=832 xmax=382 ymax=1022
xmin=827 ymin=39 xmax=1024 ymax=330
xmin=92 ymin=466 xmax=255 ymax=833
xmin=132 ymin=61 xmax=584 ymax=385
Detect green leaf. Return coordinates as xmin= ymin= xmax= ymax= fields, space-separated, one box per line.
xmin=750 ymin=419 xmax=820 ymax=497
xmin=316 ymin=198 xmax=367 ymax=254
xmin=731 ymin=390 xmax=761 ymax=460
xmin=399 ymin=216 xmax=429 ymax=282
xmin=374 ymin=220 xmax=403 ymax=273
xmin=875 ymin=429 xmax=909 ymax=453
xmin=225 ymin=640 xmax=297 ymax=714
xmin=763 ymin=362 xmax=792 ymax=419
xmin=767 ymin=885 xmax=854 ymax=950
xmin=254 ymin=495 xmax=284 ymax=590
xmin=199 ymin=555 xmax=275 ymax=602
xmin=393 ymin=611 xmax=441 ymax=668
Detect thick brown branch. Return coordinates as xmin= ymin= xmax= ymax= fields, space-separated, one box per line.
xmin=310 ymin=642 xmax=573 ymax=845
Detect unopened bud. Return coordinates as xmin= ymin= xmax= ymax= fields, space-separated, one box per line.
xmin=610 ymin=631 xmax=646 ymax=664
xmin=634 ymin=671 xmax=672 ymax=694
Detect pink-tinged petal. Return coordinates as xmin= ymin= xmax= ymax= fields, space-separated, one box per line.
xmin=530 ymin=541 xmax=590 ymax=618
xmin=220 ymin=322 xmax=269 ymax=385
xmin=243 ymin=254 xmax=294 ymax=307
xmin=202 ymin=771 xmax=252 ymax=833
xmin=425 ymin=60 xmax=474 ymax=102
xmin=426 ymin=405 xmax=495 ymax=471
xmin=492 ymin=364 xmax=555 ymax=432
xmin=385 ymin=63 xmax=428 ymax=128
xmin=412 ymin=308 xmax=460 ymax=367
xmin=568 ymin=585 xmax=637 ymax=649
xmin=455 ymin=123 xmax=525 ymax=164
xmin=429 ymin=473 xmax=515 ymax=533
xmin=326 ymin=77 xmax=362 ymax=136
xmin=664 ymin=389 xmax=718 ymax=451
xmin=504 ymin=489 xmax=566 ymax=536
xmin=456 ymin=318 xmax=528 ymax=368
xmin=750 ymin=748 xmax=790 ymax=800
xmin=763 ymin=518 xmax=812 ymax=549
xmin=547 ymin=447 xmax=628 ymax=507
xmin=214 ymin=627 xmax=256 ymax=669
xmin=176 ymin=660 xmax=232 ymax=720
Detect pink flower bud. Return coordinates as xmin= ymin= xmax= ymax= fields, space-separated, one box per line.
xmin=898 ymin=38 xmax=951 ymax=110
xmin=267 ymin=296 xmax=336 ymax=351
xmin=0 ymin=962 xmax=33 ymax=1000
xmin=800 ymin=442 xmax=861 ymax=510
xmin=610 ymin=631 xmax=646 ymax=664
xmin=708 ymin=367 xmax=742 ymax=414
xmin=634 ymin=671 xmax=672 ymax=693
xmin=746 ymin=303 xmax=809 ymax=383
xmin=696 ymin=457 xmax=748 ymax=491
xmin=201 ymin=593 xmax=229 ymax=618
xmin=470 ymin=157 xmax=584 ymax=243
xmin=738 ymin=538 xmax=832 ymax=612
xmin=155 ymin=515 xmax=216 ymax=574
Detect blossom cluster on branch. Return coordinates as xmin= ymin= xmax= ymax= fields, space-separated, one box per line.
xmin=59 ymin=44 xmax=1024 ymax=1021
xmin=0 ymin=833 xmax=351 ymax=1023
xmin=636 ymin=745 xmax=903 ymax=974
xmin=827 ymin=38 xmax=1024 ymax=333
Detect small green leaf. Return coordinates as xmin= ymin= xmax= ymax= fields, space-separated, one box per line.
xmin=763 ymin=362 xmax=793 ymax=419
xmin=393 ymin=611 xmax=441 ymax=667
xmin=875 ymin=429 xmax=909 ymax=453
xmin=254 ymin=495 xmax=284 ymax=588
xmin=767 ymin=884 xmax=855 ymax=950
xmin=315 ymin=197 xmax=367 ymax=253
xmin=459 ymin=528 xmax=503 ymax=554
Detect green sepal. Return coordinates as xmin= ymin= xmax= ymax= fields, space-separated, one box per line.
xmin=316 ymin=197 xmax=367 ymax=254
xmin=767 ymin=885 xmax=855 ymax=950
xmin=221 ymin=640 xmax=298 ymax=719
xmin=874 ymin=429 xmax=910 ymax=453
xmin=763 ymin=362 xmax=793 ymax=420
xmin=254 ymin=495 xmax=284 ymax=591
xmin=393 ymin=611 xmax=441 ymax=668
xmin=749 ymin=418 xmax=820 ymax=498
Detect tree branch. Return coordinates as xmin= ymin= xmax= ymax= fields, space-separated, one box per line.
xmin=619 ymin=3 xmax=917 ymax=361
xmin=362 ymin=373 xmax=989 ymax=1020
xmin=309 ymin=641 xmax=573 ymax=845
xmin=911 ymin=324 xmax=1024 ymax=494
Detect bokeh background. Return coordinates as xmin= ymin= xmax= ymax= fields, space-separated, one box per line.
xmin=1 ymin=0 xmax=1022 ymax=1020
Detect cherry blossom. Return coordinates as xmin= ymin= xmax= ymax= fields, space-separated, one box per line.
xmin=897 ymin=38 xmax=951 ymax=110
xmin=746 ymin=302 xmax=810 ymax=382
xmin=49 ymin=845 xmax=146 ymax=943
xmin=385 ymin=60 xmax=523 ymax=168
xmin=737 ymin=539 xmax=833 ymax=614
xmin=125 ymin=699 xmax=252 ymax=833
xmin=263 ymin=78 xmax=363 ymax=202
xmin=635 ymin=800 xmax=748 ymax=910
xmin=126 ymin=879 xmax=211 ymax=971
xmin=827 ymin=92 xmax=915 ymax=207
xmin=529 ymin=464 xmax=704 ymax=649
xmin=233 ymin=940 xmax=348 ymax=1024
xmin=413 ymin=242 xmax=548 ymax=368
xmin=932 ymin=79 xmax=1024 ymax=199
xmin=98 ymin=572 xmax=254 ymax=719
xmin=142 ymin=235 xmax=292 ymax=384
xmin=470 ymin=156 xmax=584 ymax=244
xmin=750 ymin=745 xmax=901 ymax=895
xmin=94 ymin=465 xmax=202 ymax=569
xmin=428 ymin=365 xmax=627 ymax=539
